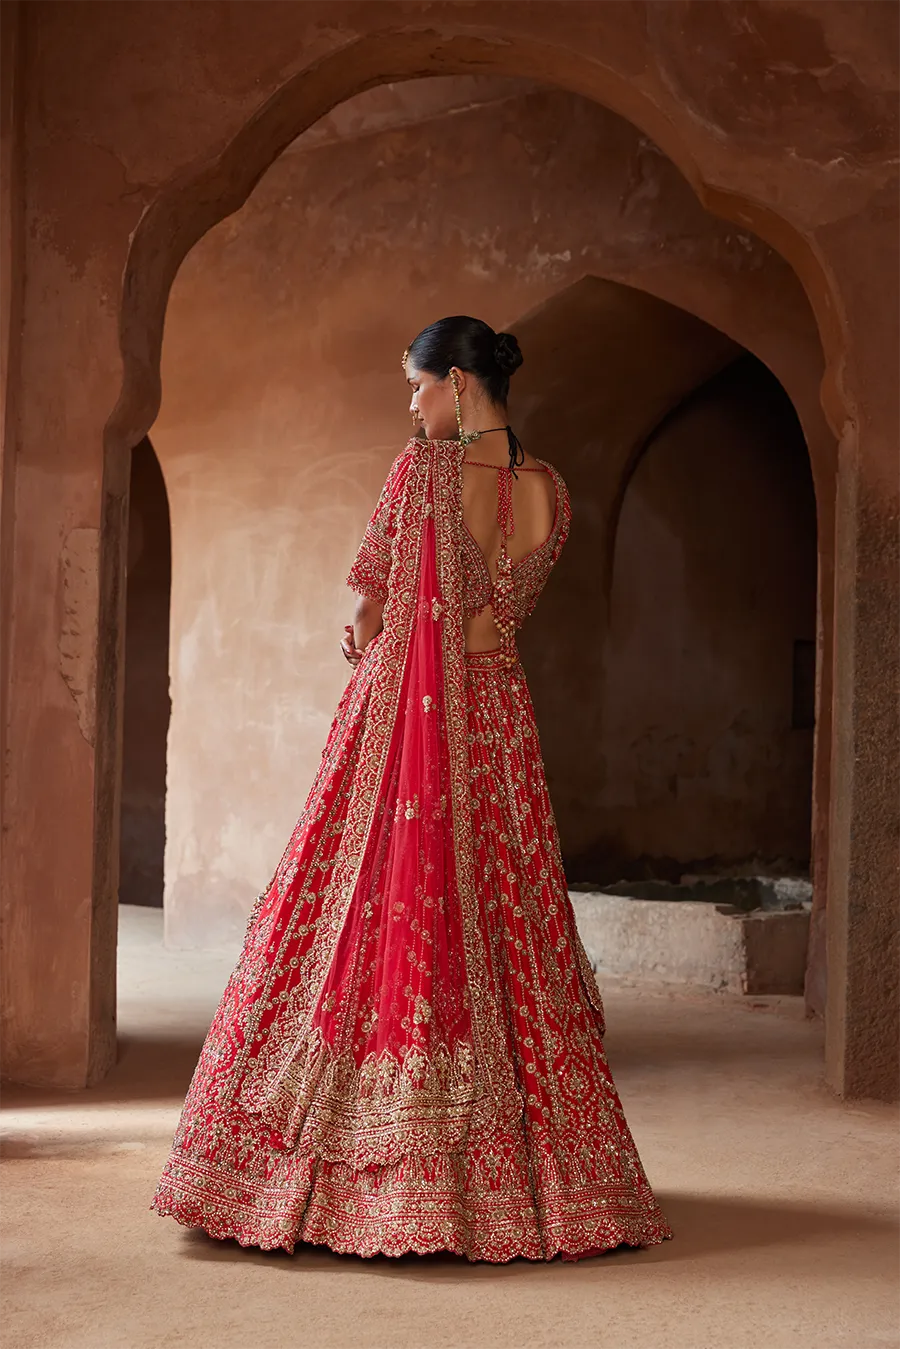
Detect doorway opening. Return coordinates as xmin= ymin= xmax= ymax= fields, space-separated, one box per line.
xmin=511 ymin=282 xmax=818 ymax=995
xmin=118 ymin=437 xmax=171 ymax=909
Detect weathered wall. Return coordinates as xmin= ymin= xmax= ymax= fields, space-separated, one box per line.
xmin=152 ymin=84 xmax=820 ymax=946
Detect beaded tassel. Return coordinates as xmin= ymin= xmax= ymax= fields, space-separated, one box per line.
xmin=497 ymin=467 xmax=515 ymax=538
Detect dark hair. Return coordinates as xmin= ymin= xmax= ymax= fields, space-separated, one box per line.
xmin=406 ymin=316 xmax=524 ymax=405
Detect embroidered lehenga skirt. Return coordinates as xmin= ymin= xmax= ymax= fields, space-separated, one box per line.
xmin=150 ymin=642 xmax=673 ymax=1261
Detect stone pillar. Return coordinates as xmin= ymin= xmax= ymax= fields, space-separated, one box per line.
xmin=0 ymin=6 xmax=137 ymax=1088
xmin=1 ymin=1 xmax=24 ymax=820
xmin=822 ymin=214 xmax=900 ymax=1102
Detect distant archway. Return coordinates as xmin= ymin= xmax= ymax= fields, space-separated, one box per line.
xmin=512 ymin=282 xmax=818 ymax=893
xmin=119 ymin=438 xmax=171 ymax=909
xmin=601 ymin=354 xmax=817 ymax=880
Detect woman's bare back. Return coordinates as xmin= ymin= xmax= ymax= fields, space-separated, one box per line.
xmin=460 ymin=443 xmax=557 ymax=652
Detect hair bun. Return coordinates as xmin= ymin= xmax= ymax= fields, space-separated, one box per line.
xmin=493 ymin=331 xmax=523 ymax=377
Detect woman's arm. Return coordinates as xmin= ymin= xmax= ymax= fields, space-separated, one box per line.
xmin=342 ymin=444 xmax=415 ymax=666
xmin=353 ymin=594 xmax=384 ymax=650
xmin=341 ymin=595 xmax=384 ymax=667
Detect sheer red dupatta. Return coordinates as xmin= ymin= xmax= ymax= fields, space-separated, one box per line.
xmin=238 ymin=437 xmax=521 ymax=1169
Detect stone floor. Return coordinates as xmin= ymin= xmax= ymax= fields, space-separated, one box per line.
xmin=1 ymin=904 xmax=897 ymax=1349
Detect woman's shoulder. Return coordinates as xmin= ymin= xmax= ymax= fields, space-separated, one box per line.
xmin=530 ymin=454 xmax=569 ymax=497
xmin=532 ymin=458 xmax=571 ymax=545
xmin=385 ymin=438 xmax=422 ymax=481
xmin=395 ymin=436 xmax=423 ymax=465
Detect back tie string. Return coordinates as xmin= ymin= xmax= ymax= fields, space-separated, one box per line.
xmin=465 ymin=424 xmax=525 ymax=537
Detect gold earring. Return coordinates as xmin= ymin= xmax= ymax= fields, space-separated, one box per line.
xmin=451 ymin=372 xmax=479 ymax=447
xmin=451 ymin=373 xmax=462 ymax=439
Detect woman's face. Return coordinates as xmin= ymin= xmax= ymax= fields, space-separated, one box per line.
xmin=405 ymin=361 xmax=460 ymax=440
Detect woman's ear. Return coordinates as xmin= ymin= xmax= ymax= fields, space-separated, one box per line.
xmin=448 ymin=365 xmax=468 ymax=396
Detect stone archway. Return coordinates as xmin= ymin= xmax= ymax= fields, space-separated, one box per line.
xmin=512 ymin=281 xmax=818 ymax=907
xmin=98 ymin=38 xmax=858 ymax=1094
xmin=98 ymin=52 xmax=836 ymax=1057
xmin=148 ymin=94 xmax=834 ymax=959
xmin=4 ymin=13 xmax=893 ymax=1103
xmin=101 ymin=36 xmax=847 ymax=986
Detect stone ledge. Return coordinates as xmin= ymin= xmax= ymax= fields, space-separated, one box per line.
xmin=569 ymin=889 xmax=810 ymax=995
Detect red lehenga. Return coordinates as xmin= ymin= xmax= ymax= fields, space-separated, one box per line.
xmin=149 ymin=435 xmax=674 ymax=1261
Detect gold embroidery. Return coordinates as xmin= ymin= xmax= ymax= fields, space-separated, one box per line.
xmin=149 ymin=435 xmax=671 ymax=1260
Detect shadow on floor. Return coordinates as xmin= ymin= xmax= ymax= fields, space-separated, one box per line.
xmin=1 ymin=1035 xmax=211 ymax=1109
xmin=597 ymin=1020 xmax=822 ymax=1071
xmin=157 ymin=1192 xmax=898 ymax=1277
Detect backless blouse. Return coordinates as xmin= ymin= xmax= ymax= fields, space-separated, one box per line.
xmin=346 ymin=440 xmax=571 ymax=658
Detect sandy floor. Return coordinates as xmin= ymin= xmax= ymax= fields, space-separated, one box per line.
xmin=2 ymin=904 xmax=897 ymax=1349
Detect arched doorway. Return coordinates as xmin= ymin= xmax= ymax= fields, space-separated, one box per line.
xmin=119 ymin=437 xmax=171 ymax=909
xmin=508 ymin=281 xmax=818 ymax=994
xmin=141 ymin=82 xmax=829 ymax=976
xmin=13 ymin=21 xmax=875 ymax=1099
xmin=598 ymin=354 xmax=817 ymax=881
xmin=100 ymin=63 xmax=836 ymax=1079
xmin=513 ymin=283 xmax=817 ymax=890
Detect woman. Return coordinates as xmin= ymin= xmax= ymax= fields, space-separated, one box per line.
xmin=150 ymin=316 xmax=673 ymax=1262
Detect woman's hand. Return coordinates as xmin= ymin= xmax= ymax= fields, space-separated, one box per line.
xmin=340 ymin=624 xmax=365 ymax=667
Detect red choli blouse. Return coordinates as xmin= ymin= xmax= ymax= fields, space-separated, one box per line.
xmin=346 ymin=444 xmax=571 ymax=647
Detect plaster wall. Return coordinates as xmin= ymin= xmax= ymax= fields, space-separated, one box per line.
xmin=153 ymin=85 xmax=819 ymax=947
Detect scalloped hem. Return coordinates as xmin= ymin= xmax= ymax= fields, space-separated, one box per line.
xmin=149 ymin=1189 xmax=674 ymax=1264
